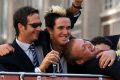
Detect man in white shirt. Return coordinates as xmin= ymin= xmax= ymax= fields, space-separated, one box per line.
xmin=0 ymin=0 xmax=116 ymax=73
xmin=0 ymin=0 xmax=84 ymax=72
xmin=0 ymin=6 xmax=60 ymax=72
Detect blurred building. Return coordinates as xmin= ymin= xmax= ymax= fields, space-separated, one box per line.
xmin=101 ymin=0 xmax=120 ymax=36
xmin=0 ymin=0 xmax=120 ymax=44
xmin=82 ymin=0 xmax=120 ymax=40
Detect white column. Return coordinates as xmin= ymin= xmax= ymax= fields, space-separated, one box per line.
xmin=2 ymin=0 xmax=8 ymax=42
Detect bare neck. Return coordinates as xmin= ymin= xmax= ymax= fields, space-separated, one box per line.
xmin=17 ymin=36 xmax=32 ymax=44
xmin=51 ymin=41 xmax=63 ymax=53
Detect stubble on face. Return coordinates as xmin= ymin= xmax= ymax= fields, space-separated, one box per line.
xmin=18 ymin=13 xmax=41 ymax=44
xmin=50 ymin=17 xmax=71 ymax=46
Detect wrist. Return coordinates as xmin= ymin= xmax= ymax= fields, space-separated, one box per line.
xmin=39 ymin=61 xmax=49 ymax=72
xmin=39 ymin=64 xmax=46 ymax=72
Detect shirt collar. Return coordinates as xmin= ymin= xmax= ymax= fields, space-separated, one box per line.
xmin=16 ymin=38 xmax=32 ymax=51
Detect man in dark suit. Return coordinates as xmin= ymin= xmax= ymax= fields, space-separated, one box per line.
xmin=0 ymin=5 xmax=117 ymax=73
xmin=0 ymin=6 xmax=44 ymax=72
xmin=0 ymin=0 xmax=83 ymax=72
xmin=0 ymin=0 xmax=82 ymax=72
xmin=0 ymin=0 xmax=83 ymax=56
xmin=37 ymin=5 xmax=117 ymax=73
xmin=0 ymin=6 xmax=65 ymax=72
xmin=63 ymin=39 xmax=120 ymax=80
xmin=0 ymin=1 xmax=117 ymax=74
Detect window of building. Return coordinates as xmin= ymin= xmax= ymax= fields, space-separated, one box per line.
xmin=104 ymin=0 xmax=120 ymax=10
xmin=104 ymin=0 xmax=113 ymax=10
xmin=114 ymin=0 xmax=120 ymax=8
xmin=103 ymin=25 xmax=110 ymax=36
xmin=111 ymin=20 xmax=120 ymax=35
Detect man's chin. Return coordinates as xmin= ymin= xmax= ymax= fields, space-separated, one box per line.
xmin=33 ymin=37 xmax=38 ymax=41
xmin=59 ymin=42 xmax=66 ymax=46
xmin=62 ymin=41 xmax=68 ymax=44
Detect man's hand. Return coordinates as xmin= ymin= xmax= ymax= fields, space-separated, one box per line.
xmin=0 ymin=44 xmax=14 ymax=56
xmin=73 ymin=0 xmax=83 ymax=6
xmin=69 ymin=0 xmax=83 ymax=15
xmin=39 ymin=50 xmax=60 ymax=72
xmin=97 ymin=50 xmax=116 ymax=68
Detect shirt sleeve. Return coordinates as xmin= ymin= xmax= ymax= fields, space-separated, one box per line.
xmin=34 ymin=67 xmax=42 ymax=73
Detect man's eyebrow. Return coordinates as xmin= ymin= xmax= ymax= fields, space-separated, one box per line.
xmin=83 ymin=39 xmax=90 ymax=41
xmin=82 ymin=39 xmax=86 ymax=43
xmin=82 ymin=39 xmax=91 ymax=44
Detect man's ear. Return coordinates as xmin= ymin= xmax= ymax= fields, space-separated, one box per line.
xmin=76 ymin=60 xmax=84 ymax=64
xmin=18 ymin=23 xmax=24 ymax=31
xmin=46 ymin=27 xmax=52 ymax=34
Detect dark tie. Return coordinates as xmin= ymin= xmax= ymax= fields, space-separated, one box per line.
xmin=29 ymin=44 xmax=39 ymax=67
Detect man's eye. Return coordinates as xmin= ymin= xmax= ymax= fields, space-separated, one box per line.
xmin=58 ymin=26 xmax=63 ymax=29
xmin=81 ymin=45 xmax=85 ymax=51
xmin=66 ymin=26 xmax=71 ymax=30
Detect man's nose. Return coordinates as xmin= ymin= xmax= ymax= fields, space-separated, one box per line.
xmin=36 ymin=26 xmax=42 ymax=31
xmin=62 ymin=29 xmax=70 ymax=35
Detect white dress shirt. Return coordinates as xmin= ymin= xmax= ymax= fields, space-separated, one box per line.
xmin=16 ymin=39 xmax=43 ymax=72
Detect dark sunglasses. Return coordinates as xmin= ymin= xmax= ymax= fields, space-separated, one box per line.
xmin=28 ymin=22 xmax=42 ymax=28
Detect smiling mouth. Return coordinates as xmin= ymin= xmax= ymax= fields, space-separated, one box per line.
xmin=62 ymin=37 xmax=69 ymax=41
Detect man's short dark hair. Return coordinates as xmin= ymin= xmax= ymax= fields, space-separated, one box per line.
xmin=44 ymin=12 xmax=68 ymax=29
xmin=91 ymin=36 xmax=112 ymax=49
xmin=44 ymin=6 xmax=69 ymax=29
xmin=13 ymin=6 xmax=39 ymax=36
xmin=63 ymin=39 xmax=78 ymax=65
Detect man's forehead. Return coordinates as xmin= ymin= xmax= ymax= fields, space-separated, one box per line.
xmin=72 ymin=39 xmax=85 ymax=51
xmin=55 ymin=17 xmax=70 ymax=22
xmin=27 ymin=13 xmax=41 ymax=23
xmin=55 ymin=17 xmax=71 ymax=27
xmin=75 ymin=39 xmax=84 ymax=44
xmin=72 ymin=39 xmax=84 ymax=50
xmin=71 ymin=39 xmax=84 ymax=57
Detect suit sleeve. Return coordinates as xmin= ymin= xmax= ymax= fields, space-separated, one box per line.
xmin=66 ymin=9 xmax=81 ymax=29
xmin=82 ymin=57 xmax=120 ymax=80
xmin=0 ymin=64 xmax=7 ymax=71
xmin=101 ymin=56 xmax=120 ymax=80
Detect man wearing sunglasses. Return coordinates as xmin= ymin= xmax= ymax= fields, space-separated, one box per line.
xmin=28 ymin=23 xmax=42 ymax=28
xmin=0 ymin=0 xmax=83 ymax=56
xmin=0 ymin=5 xmax=69 ymax=72
xmin=0 ymin=0 xmax=116 ymax=73
xmin=0 ymin=6 xmax=43 ymax=72
xmin=0 ymin=0 xmax=83 ymax=72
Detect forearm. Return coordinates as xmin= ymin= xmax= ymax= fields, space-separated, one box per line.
xmin=67 ymin=0 xmax=83 ymax=29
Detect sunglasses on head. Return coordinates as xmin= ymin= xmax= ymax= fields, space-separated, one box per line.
xmin=28 ymin=22 xmax=42 ymax=28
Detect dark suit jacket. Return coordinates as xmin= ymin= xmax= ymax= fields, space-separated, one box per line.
xmin=66 ymin=10 xmax=81 ymax=29
xmin=38 ymin=30 xmax=120 ymax=80
xmin=0 ymin=40 xmax=35 ymax=72
xmin=105 ymin=34 xmax=120 ymax=50
xmin=38 ymin=29 xmax=80 ymax=73
xmin=0 ymin=8 xmax=80 ymax=72
xmin=71 ymin=57 xmax=120 ymax=80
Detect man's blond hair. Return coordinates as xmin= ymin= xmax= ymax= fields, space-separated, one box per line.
xmin=47 ymin=5 xmax=66 ymax=16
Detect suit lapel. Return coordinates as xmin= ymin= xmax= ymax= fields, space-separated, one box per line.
xmin=12 ymin=40 xmax=34 ymax=71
